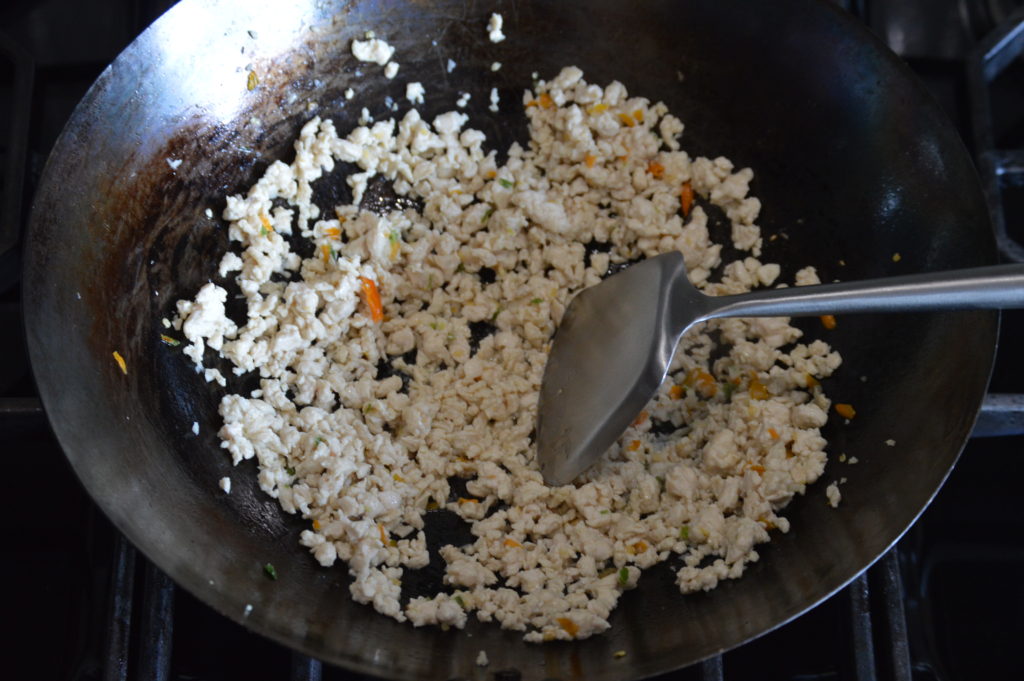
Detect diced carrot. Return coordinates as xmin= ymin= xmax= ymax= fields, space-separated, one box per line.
xmin=112 ymin=351 xmax=127 ymax=374
xmin=312 ymin=519 xmax=321 ymax=530
xmin=585 ymin=154 xmax=596 ymax=168
xmin=632 ymin=109 xmax=644 ymax=123
xmin=378 ymin=524 xmax=388 ymax=544
xmin=647 ymin=161 xmax=665 ymax=178
xmin=320 ymin=244 xmax=331 ymax=263
xmin=749 ymin=464 xmax=766 ymax=474
xmin=632 ymin=410 xmax=648 ymax=426
xmin=820 ymin=314 xmax=837 ymax=330
xmin=556 ymin=617 xmax=579 ymax=637
xmin=669 ymin=384 xmax=685 ymax=399
xmin=835 ymin=403 xmax=856 ymax=419
xmin=767 ymin=428 xmax=780 ymax=440
xmin=503 ymin=538 xmax=522 ymax=548
xmin=358 ymin=276 xmax=384 ymax=323
xmin=627 ymin=440 xmax=641 ymax=452
xmin=323 ymin=226 xmax=341 ymax=238
xmin=749 ymin=378 xmax=770 ymax=400
xmin=526 ymin=99 xmax=538 ymax=107
xmin=457 ymin=497 xmax=479 ymax=504
xmin=804 ymin=373 xmax=820 ymax=388
xmin=538 ymin=93 xmax=554 ymax=109
xmin=259 ymin=211 xmax=274 ymax=232
xmin=617 ymin=112 xmax=635 ymax=127
xmin=486 ymin=170 xmax=497 ymax=179
xmin=627 ymin=540 xmax=648 ymax=554
xmin=684 ymin=368 xmax=717 ymax=399
xmin=587 ymin=103 xmax=609 ymax=115
xmin=680 ymin=181 xmax=694 ymax=217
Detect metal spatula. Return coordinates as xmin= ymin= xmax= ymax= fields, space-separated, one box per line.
xmin=536 ymin=251 xmax=1024 ymax=486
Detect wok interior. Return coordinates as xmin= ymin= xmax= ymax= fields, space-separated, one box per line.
xmin=24 ymin=0 xmax=996 ymax=679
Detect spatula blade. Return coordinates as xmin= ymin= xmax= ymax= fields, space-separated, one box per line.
xmin=537 ymin=252 xmax=688 ymax=485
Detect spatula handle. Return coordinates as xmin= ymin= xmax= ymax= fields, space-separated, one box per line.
xmin=704 ymin=264 xmax=1024 ymax=321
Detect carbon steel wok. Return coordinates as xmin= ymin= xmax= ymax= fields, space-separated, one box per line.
xmin=24 ymin=0 xmax=997 ymax=679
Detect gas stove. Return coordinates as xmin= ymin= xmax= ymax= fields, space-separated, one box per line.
xmin=2 ymin=1 xmax=1022 ymax=679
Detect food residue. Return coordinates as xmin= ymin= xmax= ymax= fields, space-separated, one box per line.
xmin=351 ymin=37 xmax=395 ymax=65
xmin=487 ymin=13 xmax=506 ymax=43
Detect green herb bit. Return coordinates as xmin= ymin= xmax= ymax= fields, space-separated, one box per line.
xmin=314 ymin=436 xmax=324 ymax=444
xmin=529 ymin=298 xmax=543 ymax=305
xmin=598 ymin=566 xmax=617 ymax=579
xmin=362 ymin=403 xmax=376 ymax=414
xmin=389 ymin=230 xmax=400 ymax=244
xmin=490 ymin=307 xmax=502 ymax=322
xmin=679 ymin=526 xmax=690 ymax=540
xmin=263 ymin=563 xmax=277 ymax=580
xmin=600 ymin=509 xmax=610 ymax=515
xmin=617 ymin=567 xmax=629 ymax=586
xmin=455 ymin=262 xmax=465 ymax=273
xmin=285 ymin=466 xmax=296 ymax=476
xmin=722 ymin=382 xmax=736 ymax=401
xmin=482 ymin=206 xmax=494 ymax=224
xmin=159 ymin=334 xmax=181 ymax=347
xmin=453 ymin=595 xmax=466 ymax=608
xmin=259 ymin=226 xmax=269 ymax=236
xmin=498 ymin=178 xmax=515 ymax=189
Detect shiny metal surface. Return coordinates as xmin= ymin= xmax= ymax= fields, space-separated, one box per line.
xmin=21 ymin=0 xmax=1000 ymax=678
xmin=539 ymin=254 xmax=1024 ymax=485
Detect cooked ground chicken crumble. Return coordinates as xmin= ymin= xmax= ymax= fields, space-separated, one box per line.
xmin=174 ymin=67 xmax=841 ymax=642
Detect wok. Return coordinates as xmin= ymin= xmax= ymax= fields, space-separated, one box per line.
xmin=24 ymin=0 xmax=997 ymax=679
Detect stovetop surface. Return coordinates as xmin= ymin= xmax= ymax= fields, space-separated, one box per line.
xmin=2 ymin=1 xmax=1022 ymax=679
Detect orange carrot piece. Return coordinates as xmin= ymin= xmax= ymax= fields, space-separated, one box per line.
xmin=680 ymin=181 xmax=694 ymax=217
xmin=557 ymin=617 xmax=579 ymax=637
xmin=358 ymin=276 xmax=384 ymax=323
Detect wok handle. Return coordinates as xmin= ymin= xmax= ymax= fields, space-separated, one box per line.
xmin=703 ymin=264 xmax=1024 ymax=320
